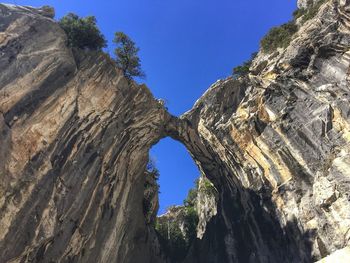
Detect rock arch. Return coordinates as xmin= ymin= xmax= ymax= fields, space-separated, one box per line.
xmin=1 ymin=2 xmax=350 ymax=263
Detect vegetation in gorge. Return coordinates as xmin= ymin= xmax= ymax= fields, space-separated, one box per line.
xmin=143 ymin=159 xmax=160 ymax=225
xmin=199 ymin=176 xmax=218 ymax=196
xmin=155 ymin=208 xmax=192 ymax=261
xmin=155 ymin=179 xmax=200 ymax=261
xmin=154 ymin=176 xmax=217 ymax=261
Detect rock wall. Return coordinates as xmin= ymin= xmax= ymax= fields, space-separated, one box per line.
xmin=0 ymin=1 xmax=350 ymax=263
xmin=0 ymin=4 xmax=168 ymax=262
xmin=297 ymin=0 xmax=322 ymax=9
xmin=182 ymin=0 xmax=350 ymax=262
xmin=196 ymin=176 xmax=218 ymax=239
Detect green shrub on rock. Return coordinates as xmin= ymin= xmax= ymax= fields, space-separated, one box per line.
xmin=232 ymin=61 xmax=251 ymax=78
xmin=260 ymin=21 xmax=298 ymax=53
xmin=183 ymin=179 xmax=198 ymax=207
xmin=232 ymin=52 xmax=257 ymax=78
xmin=260 ymin=0 xmax=327 ymax=53
xmin=143 ymin=159 xmax=160 ymax=224
xmin=301 ymin=0 xmax=327 ymax=23
xmin=59 ymin=13 xmax=107 ymax=51
xmin=184 ymin=206 xmax=199 ymax=241
xmin=293 ymin=8 xmax=307 ymax=20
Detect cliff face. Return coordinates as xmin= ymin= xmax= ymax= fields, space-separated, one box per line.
xmin=0 ymin=1 xmax=350 ymax=263
xmin=0 ymin=5 xmax=168 ymax=262
xmin=183 ymin=0 xmax=350 ymax=262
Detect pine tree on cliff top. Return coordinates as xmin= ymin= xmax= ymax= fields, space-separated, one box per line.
xmin=113 ymin=32 xmax=145 ymax=80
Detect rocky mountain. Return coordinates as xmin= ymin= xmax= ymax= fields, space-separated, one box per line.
xmin=0 ymin=0 xmax=349 ymax=262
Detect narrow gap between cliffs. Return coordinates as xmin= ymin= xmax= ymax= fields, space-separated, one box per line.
xmin=143 ymin=137 xmax=218 ymax=262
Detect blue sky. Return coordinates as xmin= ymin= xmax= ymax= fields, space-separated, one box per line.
xmin=4 ymin=0 xmax=297 ymax=214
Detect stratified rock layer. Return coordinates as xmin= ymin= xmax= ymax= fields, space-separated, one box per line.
xmin=0 ymin=1 xmax=350 ymax=263
xmin=182 ymin=0 xmax=350 ymax=261
xmin=0 ymin=4 xmax=168 ymax=262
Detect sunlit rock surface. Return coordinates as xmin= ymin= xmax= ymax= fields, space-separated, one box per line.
xmin=0 ymin=4 xmax=168 ymax=262
xmin=182 ymin=0 xmax=350 ymax=261
xmin=195 ymin=176 xmax=218 ymax=239
xmin=0 ymin=0 xmax=350 ymax=262
xmin=297 ymin=0 xmax=323 ymax=9
xmin=315 ymin=246 xmax=350 ymax=263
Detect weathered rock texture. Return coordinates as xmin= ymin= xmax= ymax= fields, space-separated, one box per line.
xmin=297 ymin=0 xmax=322 ymax=9
xmin=182 ymin=0 xmax=350 ymax=261
xmin=0 ymin=0 xmax=350 ymax=263
xmin=195 ymin=176 xmax=218 ymax=239
xmin=0 ymin=4 xmax=168 ymax=262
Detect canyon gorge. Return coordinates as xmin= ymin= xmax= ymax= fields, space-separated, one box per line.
xmin=0 ymin=0 xmax=350 ymax=262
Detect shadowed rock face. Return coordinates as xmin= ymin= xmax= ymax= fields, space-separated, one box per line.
xmin=0 ymin=1 xmax=350 ymax=263
xmin=182 ymin=0 xmax=350 ymax=262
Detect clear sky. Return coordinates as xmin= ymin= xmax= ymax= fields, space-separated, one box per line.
xmin=4 ymin=0 xmax=297 ymax=214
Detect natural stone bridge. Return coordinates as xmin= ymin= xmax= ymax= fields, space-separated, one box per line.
xmin=1 ymin=2 xmax=350 ymax=262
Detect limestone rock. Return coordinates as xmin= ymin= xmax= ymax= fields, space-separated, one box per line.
xmin=297 ymin=0 xmax=318 ymax=9
xmin=183 ymin=0 xmax=350 ymax=261
xmin=0 ymin=4 xmax=167 ymax=262
xmin=1 ymin=0 xmax=350 ymax=262
xmin=157 ymin=206 xmax=189 ymax=239
xmin=315 ymin=246 xmax=350 ymax=263
xmin=143 ymin=170 xmax=160 ymax=225
xmin=196 ymin=176 xmax=218 ymax=239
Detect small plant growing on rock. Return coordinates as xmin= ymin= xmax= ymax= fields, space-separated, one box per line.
xmin=293 ymin=8 xmax=307 ymax=20
xmin=293 ymin=0 xmax=327 ymax=24
xmin=260 ymin=21 xmax=298 ymax=53
xmin=143 ymin=158 xmax=160 ymax=225
xmin=300 ymin=0 xmax=327 ymax=23
xmin=59 ymin=13 xmax=107 ymax=50
xmin=200 ymin=177 xmax=218 ymax=195
xmin=260 ymin=0 xmax=327 ymax=53
xmin=183 ymin=179 xmax=199 ymax=207
xmin=232 ymin=52 xmax=257 ymax=79
xmin=232 ymin=61 xmax=251 ymax=79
